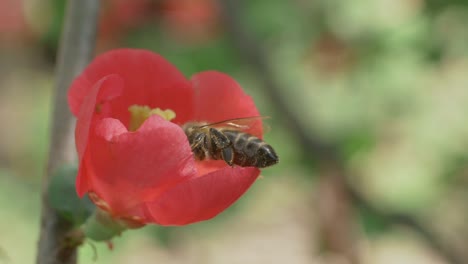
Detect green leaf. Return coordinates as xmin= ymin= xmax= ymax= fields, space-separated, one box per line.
xmin=357 ymin=205 xmax=391 ymax=237
xmin=48 ymin=165 xmax=95 ymax=226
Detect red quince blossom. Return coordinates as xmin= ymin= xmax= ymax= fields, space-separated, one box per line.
xmin=0 ymin=0 xmax=29 ymax=43
xmin=158 ymin=0 xmax=221 ymax=43
xmin=99 ymin=0 xmax=153 ymax=43
xmin=68 ymin=49 xmax=263 ymax=226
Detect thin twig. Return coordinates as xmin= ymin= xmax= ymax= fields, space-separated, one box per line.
xmin=36 ymin=1 xmax=100 ymax=264
xmin=317 ymin=172 xmax=359 ymax=264
xmin=219 ymin=0 xmax=339 ymax=164
xmin=347 ymin=187 xmax=463 ymax=264
xmin=218 ymin=1 xmax=464 ymax=263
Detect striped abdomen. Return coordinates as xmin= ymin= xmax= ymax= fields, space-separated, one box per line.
xmin=221 ymin=130 xmax=279 ymax=168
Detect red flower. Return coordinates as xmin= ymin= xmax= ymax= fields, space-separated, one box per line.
xmin=158 ymin=0 xmax=220 ymax=43
xmin=0 ymin=0 xmax=29 ymax=42
xmin=68 ymin=49 xmax=263 ymax=226
xmin=99 ymin=0 xmax=153 ymax=42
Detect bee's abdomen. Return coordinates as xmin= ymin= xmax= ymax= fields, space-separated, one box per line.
xmin=223 ymin=130 xmax=279 ymax=168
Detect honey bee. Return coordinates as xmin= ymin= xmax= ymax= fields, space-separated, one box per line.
xmin=182 ymin=117 xmax=279 ymax=168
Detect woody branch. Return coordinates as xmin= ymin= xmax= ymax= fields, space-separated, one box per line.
xmin=36 ymin=1 xmax=100 ymax=264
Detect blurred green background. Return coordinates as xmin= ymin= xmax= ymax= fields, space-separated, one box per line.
xmin=2 ymin=0 xmax=468 ymax=263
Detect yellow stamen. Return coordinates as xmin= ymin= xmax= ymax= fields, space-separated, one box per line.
xmin=128 ymin=105 xmax=176 ymax=131
xmin=95 ymin=104 xmax=103 ymax=114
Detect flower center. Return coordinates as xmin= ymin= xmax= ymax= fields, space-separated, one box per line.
xmin=128 ymin=105 xmax=176 ymax=131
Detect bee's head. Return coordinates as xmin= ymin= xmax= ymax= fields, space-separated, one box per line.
xmin=181 ymin=122 xmax=206 ymax=136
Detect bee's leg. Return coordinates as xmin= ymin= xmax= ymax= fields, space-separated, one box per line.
xmin=192 ymin=147 xmax=206 ymax=160
xmin=188 ymin=132 xmax=209 ymax=160
xmin=209 ymin=128 xmax=231 ymax=149
xmin=221 ymin=147 xmax=234 ymax=166
xmin=190 ymin=132 xmax=206 ymax=150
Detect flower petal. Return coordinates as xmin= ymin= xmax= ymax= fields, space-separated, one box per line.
xmin=191 ymin=71 xmax=263 ymax=137
xmin=80 ymin=115 xmax=197 ymax=218
xmin=144 ymin=166 xmax=260 ymax=225
xmin=75 ymin=74 xmax=124 ymax=162
xmin=75 ymin=74 xmax=124 ymax=197
xmin=68 ymin=49 xmax=195 ymax=126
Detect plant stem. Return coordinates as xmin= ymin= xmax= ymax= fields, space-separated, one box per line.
xmin=36 ymin=1 xmax=100 ymax=263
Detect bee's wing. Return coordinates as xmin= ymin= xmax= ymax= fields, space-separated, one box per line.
xmin=199 ymin=116 xmax=270 ymax=131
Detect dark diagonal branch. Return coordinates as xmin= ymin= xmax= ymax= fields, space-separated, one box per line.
xmin=347 ymin=187 xmax=463 ymax=264
xmin=219 ymin=1 xmax=339 ymax=164
xmin=36 ymin=1 xmax=100 ymax=263
xmin=218 ymin=1 xmax=464 ymax=263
